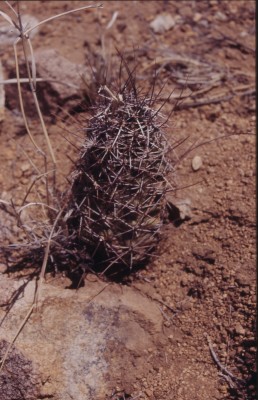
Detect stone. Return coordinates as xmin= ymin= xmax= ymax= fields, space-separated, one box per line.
xmin=235 ymin=272 xmax=251 ymax=287
xmin=0 ymin=275 xmax=164 ymax=400
xmin=214 ymin=11 xmax=228 ymax=22
xmin=145 ymin=388 xmax=153 ymax=397
xmin=4 ymin=49 xmax=91 ymax=114
xmin=150 ymin=14 xmax=175 ymax=34
xmin=174 ymin=198 xmax=192 ymax=220
xmin=0 ymin=263 xmax=7 ymax=273
xmin=0 ymin=339 xmax=41 ymax=400
xmin=234 ymin=323 xmax=245 ymax=336
xmin=32 ymin=48 xmax=89 ymax=102
xmin=166 ymin=196 xmax=192 ymax=224
xmin=191 ymin=155 xmax=203 ymax=171
xmin=20 ymin=162 xmax=31 ymax=172
xmin=193 ymin=13 xmax=202 ymax=23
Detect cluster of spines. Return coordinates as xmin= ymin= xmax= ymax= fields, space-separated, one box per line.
xmin=66 ymin=77 xmax=171 ymax=276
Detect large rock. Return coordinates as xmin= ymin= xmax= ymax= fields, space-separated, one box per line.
xmin=0 ymin=339 xmax=40 ymax=400
xmin=4 ymin=49 xmax=91 ymax=117
xmin=32 ymin=49 xmax=87 ymax=102
xmin=0 ymin=274 xmax=164 ymax=399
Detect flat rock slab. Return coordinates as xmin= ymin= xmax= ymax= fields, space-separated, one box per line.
xmin=33 ymin=48 xmax=88 ymax=100
xmin=4 ymin=49 xmax=90 ymax=117
xmin=0 ymin=275 xmax=164 ymax=399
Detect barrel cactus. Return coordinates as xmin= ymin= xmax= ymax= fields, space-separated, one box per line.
xmin=65 ymin=67 xmax=173 ymax=277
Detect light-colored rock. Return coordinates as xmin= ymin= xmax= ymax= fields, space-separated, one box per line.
xmin=234 ymin=323 xmax=245 ymax=336
xmin=166 ymin=196 xmax=192 ymax=222
xmin=175 ymin=198 xmax=192 ymax=220
xmin=20 ymin=162 xmax=31 ymax=172
xmin=191 ymin=155 xmax=203 ymax=171
xmin=0 ymin=275 xmax=164 ymax=399
xmin=214 ymin=11 xmax=228 ymax=22
xmin=150 ymin=14 xmax=175 ymax=34
xmin=0 ymin=263 xmax=7 ymax=273
xmin=32 ymin=49 xmax=89 ymax=102
xmin=193 ymin=13 xmax=202 ymax=23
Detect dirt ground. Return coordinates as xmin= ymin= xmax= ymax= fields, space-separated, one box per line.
xmin=0 ymin=1 xmax=256 ymax=400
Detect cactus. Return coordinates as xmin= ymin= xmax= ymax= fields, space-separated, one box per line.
xmin=65 ymin=65 xmax=173 ymax=277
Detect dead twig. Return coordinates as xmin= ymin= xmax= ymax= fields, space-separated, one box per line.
xmin=0 ymin=77 xmax=80 ymax=89
xmin=206 ymin=334 xmax=244 ymax=386
xmin=174 ymin=88 xmax=255 ymax=110
xmin=209 ymin=30 xmax=255 ymax=55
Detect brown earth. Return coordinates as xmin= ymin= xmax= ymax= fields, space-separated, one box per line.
xmin=0 ymin=1 xmax=256 ymax=400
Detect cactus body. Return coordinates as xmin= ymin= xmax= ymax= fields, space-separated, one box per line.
xmin=67 ymin=82 xmax=172 ymax=276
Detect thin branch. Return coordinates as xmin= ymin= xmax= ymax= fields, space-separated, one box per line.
xmin=206 ymin=334 xmax=244 ymax=384
xmin=18 ymin=202 xmax=58 ymax=215
xmin=175 ymin=88 xmax=255 ymax=110
xmin=0 ymin=77 xmax=79 ymax=89
xmin=13 ymin=39 xmax=44 ymax=156
xmin=4 ymin=1 xmax=18 ymax=18
xmin=35 ymin=208 xmax=65 ymax=305
xmin=23 ymin=3 xmax=103 ymax=36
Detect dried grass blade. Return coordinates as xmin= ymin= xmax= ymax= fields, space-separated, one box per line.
xmin=27 ymin=37 xmax=37 ymax=91
xmin=13 ymin=39 xmax=44 ymax=155
xmin=24 ymin=3 xmax=103 ymax=36
xmin=4 ymin=1 xmax=18 ymax=18
xmin=35 ymin=208 xmax=64 ymax=304
xmin=0 ymin=10 xmax=16 ymax=27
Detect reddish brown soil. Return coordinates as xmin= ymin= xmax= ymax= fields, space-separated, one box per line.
xmin=0 ymin=1 xmax=256 ymax=400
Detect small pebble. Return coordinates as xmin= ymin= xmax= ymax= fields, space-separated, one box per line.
xmin=0 ymin=263 xmax=7 ymax=273
xmin=150 ymin=14 xmax=175 ymax=34
xmin=21 ymin=162 xmax=31 ymax=172
xmin=181 ymin=278 xmax=188 ymax=287
xmin=214 ymin=11 xmax=228 ymax=21
xmin=191 ymin=155 xmax=202 ymax=171
xmin=234 ymin=323 xmax=245 ymax=336
xmin=145 ymin=389 xmax=153 ymax=397
xmin=193 ymin=13 xmax=202 ymax=22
